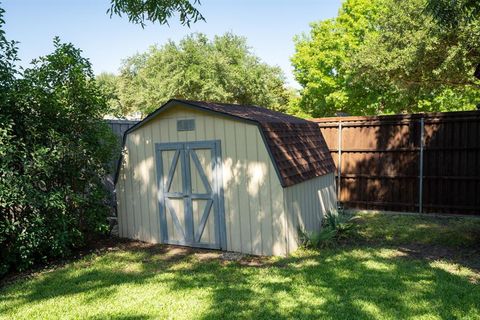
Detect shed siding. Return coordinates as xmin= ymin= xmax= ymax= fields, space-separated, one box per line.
xmin=116 ymin=105 xmax=288 ymax=255
xmin=283 ymin=173 xmax=336 ymax=253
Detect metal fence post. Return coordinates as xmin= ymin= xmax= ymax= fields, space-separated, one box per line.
xmin=418 ymin=117 xmax=425 ymax=213
xmin=338 ymin=122 xmax=342 ymax=202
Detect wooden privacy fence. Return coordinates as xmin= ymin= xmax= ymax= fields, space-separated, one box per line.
xmin=313 ymin=110 xmax=480 ymax=215
xmin=105 ymin=119 xmax=139 ymax=213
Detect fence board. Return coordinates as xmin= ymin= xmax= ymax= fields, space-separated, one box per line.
xmin=105 ymin=119 xmax=139 ymax=218
xmin=313 ymin=110 xmax=480 ymax=215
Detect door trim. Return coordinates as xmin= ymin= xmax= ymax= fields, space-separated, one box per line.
xmin=155 ymin=140 xmax=227 ymax=250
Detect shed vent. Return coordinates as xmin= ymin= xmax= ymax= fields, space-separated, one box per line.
xmin=177 ymin=119 xmax=195 ymax=131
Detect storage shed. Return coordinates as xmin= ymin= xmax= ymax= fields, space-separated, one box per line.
xmin=115 ymin=99 xmax=336 ymax=256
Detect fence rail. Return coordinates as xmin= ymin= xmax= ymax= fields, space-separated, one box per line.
xmin=313 ymin=110 xmax=480 ymax=215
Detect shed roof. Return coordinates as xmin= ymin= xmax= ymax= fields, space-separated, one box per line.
xmin=116 ymin=99 xmax=335 ymax=187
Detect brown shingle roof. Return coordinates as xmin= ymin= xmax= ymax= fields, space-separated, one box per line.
xmin=178 ymin=100 xmax=335 ymax=187
xmin=117 ymin=99 xmax=335 ymax=187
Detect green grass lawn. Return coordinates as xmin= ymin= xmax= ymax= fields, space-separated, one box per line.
xmin=351 ymin=211 xmax=480 ymax=248
xmin=1 ymin=212 xmax=479 ymax=320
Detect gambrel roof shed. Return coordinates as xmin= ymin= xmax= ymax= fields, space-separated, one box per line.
xmin=116 ymin=99 xmax=335 ymax=187
xmin=115 ymin=99 xmax=336 ymax=256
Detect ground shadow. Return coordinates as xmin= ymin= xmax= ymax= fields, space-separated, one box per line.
xmin=1 ymin=242 xmax=479 ymax=319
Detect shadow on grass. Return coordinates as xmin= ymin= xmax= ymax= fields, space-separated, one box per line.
xmin=351 ymin=212 xmax=480 ymax=248
xmin=347 ymin=212 xmax=480 ymax=273
xmin=1 ymin=243 xmax=479 ymax=319
xmin=196 ymin=249 xmax=479 ymax=319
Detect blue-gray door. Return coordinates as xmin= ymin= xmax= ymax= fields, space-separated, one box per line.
xmin=155 ymin=140 xmax=225 ymax=249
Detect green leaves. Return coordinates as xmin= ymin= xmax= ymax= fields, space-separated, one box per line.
xmin=352 ymin=0 xmax=480 ymax=113
xmin=99 ymin=33 xmax=291 ymax=116
xmin=108 ymin=0 xmax=204 ymax=27
xmin=292 ymin=0 xmax=385 ymax=117
xmin=298 ymin=210 xmax=355 ymax=249
xmin=292 ymin=0 xmax=480 ymax=116
xmin=425 ymin=0 xmax=480 ymax=28
xmin=0 ymin=22 xmax=117 ymax=276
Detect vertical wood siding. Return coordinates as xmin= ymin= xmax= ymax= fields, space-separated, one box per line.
xmin=283 ymin=173 xmax=337 ymax=253
xmin=116 ymin=105 xmax=289 ymax=255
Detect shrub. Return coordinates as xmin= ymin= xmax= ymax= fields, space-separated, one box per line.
xmin=299 ymin=210 xmax=355 ymax=249
xmin=0 ymin=9 xmax=117 ymax=277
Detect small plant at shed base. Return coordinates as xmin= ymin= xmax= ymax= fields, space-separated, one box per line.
xmin=299 ymin=227 xmax=337 ymax=248
xmin=299 ymin=210 xmax=355 ymax=248
xmin=325 ymin=210 xmax=355 ymax=240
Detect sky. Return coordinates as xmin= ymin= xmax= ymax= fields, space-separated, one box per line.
xmin=2 ymin=0 xmax=341 ymax=87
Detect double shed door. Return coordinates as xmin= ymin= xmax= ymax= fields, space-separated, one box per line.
xmin=155 ymin=140 xmax=225 ymax=249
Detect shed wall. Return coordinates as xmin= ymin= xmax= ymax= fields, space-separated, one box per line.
xmin=116 ymin=105 xmax=288 ymax=255
xmin=283 ymin=172 xmax=337 ymax=253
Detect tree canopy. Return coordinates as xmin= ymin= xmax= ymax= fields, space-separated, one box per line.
xmin=352 ymin=0 xmax=480 ymax=113
xmin=291 ymin=0 xmax=385 ymax=116
xmin=292 ymin=0 xmax=480 ymax=117
xmin=100 ymin=33 xmax=291 ymax=116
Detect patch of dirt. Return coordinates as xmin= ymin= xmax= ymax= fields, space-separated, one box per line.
xmin=238 ymin=256 xmax=271 ymax=267
xmin=221 ymin=251 xmax=245 ymax=261
xmin=116 ymin=241 xmax=277 ymax=268
xmin=195 ymin=252 xmax=222 ymax=262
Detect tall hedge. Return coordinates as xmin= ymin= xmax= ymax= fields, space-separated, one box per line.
xmin=0 ymin=10 xmax=117 ymax=276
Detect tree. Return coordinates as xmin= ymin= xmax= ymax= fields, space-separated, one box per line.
xmin=425 ymin=0 xmax=480 ymax=81
xmin=291 ymin=0 xmax=386 ymax=117
xmin=351 ymin=0 xmax=480 ymax=113
xmin=97 ymin=72 xmax=124 ymax=116
xmin=292 ymin=0 xmax=480 ymax=116
xmin=0 ymin=30 xmax=117 ymax=275
xmin=108 ymin=0 xmax=204 ymax=27
xmin=101 ymin=33 xmax=291 ymax=116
